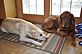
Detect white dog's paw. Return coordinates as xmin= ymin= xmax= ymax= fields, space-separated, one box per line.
xmin=34 ymin=42 xmax=42 ymax=46
xmin=19 ymin=38 xmax=23 ymax=41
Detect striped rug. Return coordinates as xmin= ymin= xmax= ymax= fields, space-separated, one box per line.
xmin=0 ymin=24 xmax=65 ymax=54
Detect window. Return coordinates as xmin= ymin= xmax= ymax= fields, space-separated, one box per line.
xmin=51 ymin=0 xmax=82 ymax=17
xmin=22 ymin=0 xmax=44 ymax=15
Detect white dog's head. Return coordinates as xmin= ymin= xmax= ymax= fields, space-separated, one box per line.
xmin=31 ymin=30 xmax=47 ymax=41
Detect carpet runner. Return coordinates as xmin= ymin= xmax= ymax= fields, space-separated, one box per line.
xmin=0 ymin=24 xmax=65 ymax=54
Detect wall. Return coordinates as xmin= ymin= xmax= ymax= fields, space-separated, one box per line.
xmin=4 ymin=0 xmax=16 ymax=17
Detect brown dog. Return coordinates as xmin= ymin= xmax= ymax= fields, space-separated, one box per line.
xmin=43 ymin=11 xmax=76 ymax=47
xmin=57 ymin=11 xmax=76 ymax=46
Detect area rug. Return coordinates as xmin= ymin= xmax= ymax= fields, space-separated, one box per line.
xmin=0 ymin=24 xmax=65 ymax=54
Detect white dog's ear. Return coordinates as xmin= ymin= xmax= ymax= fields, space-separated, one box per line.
xmin=32 ymin=30 xmax=36 ymax=33
xmin=31 ymin=30 xmax=36 ymax=35
xmin=30 ymin=30 xmax=36 ymax=38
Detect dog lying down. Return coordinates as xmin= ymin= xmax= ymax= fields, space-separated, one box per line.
xmin=0 ymin=18 xmax=48 ymax=46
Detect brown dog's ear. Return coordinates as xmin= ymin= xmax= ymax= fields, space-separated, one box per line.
xmin=60 ymin=14 xmax=62 ymax=22
xmin=70 ymin=14 xmax=75 ymax=24
xmin=60 ymin=13 xmax=64 ymax=23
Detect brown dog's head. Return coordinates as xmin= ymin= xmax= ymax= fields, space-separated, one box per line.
xmin=57 ymin=11 xmax=75 ymax=36
xmin=60 ymin=11 xmax=75 ymax=28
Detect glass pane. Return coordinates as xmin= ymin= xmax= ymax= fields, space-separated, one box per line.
xmin=51 ymin=0 xmax=81 ymax=17
xmin=61 ymin=0 xmax=71 ymax=13
xmin=51 ymin=0 xmax=60 ymax=15
xmin=37 ymin=0 xmax=44 ymax=15
xmin=29 ymin=0 xmax=36 ymax=14
xmin=71 ymin=0 xmax=82 ymax=17
xmin=22 ymin=0 xmax=44 ymax=15
xmin=22 ymin=0 xmax=29 ymax=14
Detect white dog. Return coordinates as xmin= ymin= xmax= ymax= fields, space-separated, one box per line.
xmin=0 ymin=18 xmax=47 ymax=46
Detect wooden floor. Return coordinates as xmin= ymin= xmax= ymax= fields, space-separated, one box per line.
xmin=0 ymin=39 xmax=50 ymax=54
xmin=62 ymin=40 xmax=82 ymax=54
xmin=0 ymin=38 xmax=82 ymax=54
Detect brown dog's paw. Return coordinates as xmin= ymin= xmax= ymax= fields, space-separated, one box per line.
xmin=71 ymin=42 xmax=76 ymax=47
xmin=57 ymin=28 xmax=68 ymax=36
